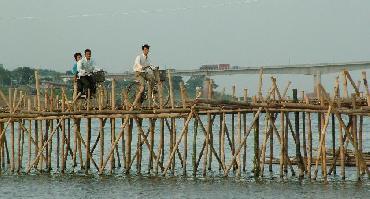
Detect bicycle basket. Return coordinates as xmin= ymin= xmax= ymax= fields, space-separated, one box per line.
xmin=94 ymin=71 xmax=105 ymax=83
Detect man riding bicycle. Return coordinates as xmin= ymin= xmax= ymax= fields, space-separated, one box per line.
xmin=133 ymin=44 xmax=155 ymax=104
xmin=77 ymin=49 xmax=97 ymax=97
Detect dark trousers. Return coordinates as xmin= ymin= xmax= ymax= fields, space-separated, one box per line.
xmin=79 ymin=75 xmax=96 ymax=96
xmin=75 ymin=75 xmax=83 ymax=94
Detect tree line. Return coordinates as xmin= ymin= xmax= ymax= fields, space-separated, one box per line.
xmin=1 ymin=64 xmax=223 ymax=98
xmin=0 ymin=65 xmax=63 ymax=86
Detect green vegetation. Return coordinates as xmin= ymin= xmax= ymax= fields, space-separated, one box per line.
xmin=1 ymin=64 xmax=231 ymax=101
xmin=0 ymin=65 xmax=63 ymax=86
xmin=0 ymin=64 xmax=12 ymax=86
xmin=0 ymin=65 xmax=64 ymax=95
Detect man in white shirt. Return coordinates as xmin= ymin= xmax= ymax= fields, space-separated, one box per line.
xmin=77 ymin=49 xmax=97 ymax=97
xmin=133 ymin=44 xmax=154 ymax=104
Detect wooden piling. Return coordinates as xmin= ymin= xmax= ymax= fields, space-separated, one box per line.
xmin=253 ymin=105 xmax=260 ymax=177
xmin=293 ymin=89 xmax=304 ymax=177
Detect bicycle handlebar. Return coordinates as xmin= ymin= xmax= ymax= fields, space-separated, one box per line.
xmin=145 ymin=65 xmax=159 ymax=71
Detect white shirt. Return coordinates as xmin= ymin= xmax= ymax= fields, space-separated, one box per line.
xmin=77 ymin=57 xmax=96 ymax=77
xmin=133 ymin=53 xmax=150 ymax=72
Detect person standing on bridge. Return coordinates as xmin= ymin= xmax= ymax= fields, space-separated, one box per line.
xmin=77 ymin=49 xmax=97 ymax=97
xmin=133 ymin=44 xmax=154 ymax=105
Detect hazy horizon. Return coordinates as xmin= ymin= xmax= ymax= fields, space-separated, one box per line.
xmin=1 ymin=0 xmax=370 ymax=94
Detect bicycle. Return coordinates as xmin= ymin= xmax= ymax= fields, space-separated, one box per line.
xmin=126 ymin=66 xmax=170 ymax=108
xmin=72 ymin=69 xmax=107 ymax=110
xmin=77 ymin=69 xmax=106 ymax=98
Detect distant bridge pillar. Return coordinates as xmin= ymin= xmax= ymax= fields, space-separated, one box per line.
xmin=203 ymin=76 xmax=211 ymax=98
xmin=313 ymin=71 xmax=321 ymax=97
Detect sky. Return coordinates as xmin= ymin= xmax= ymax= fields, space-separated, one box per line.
xmin=1 ymin=0 xmax=370 ymax=95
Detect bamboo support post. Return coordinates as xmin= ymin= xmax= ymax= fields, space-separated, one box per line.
xmin=293 ymin=89 xmax=304 ymax=177
xmin=362 ymin=71 xmax=370 ymax=105
xmin=253 ymin=106 xmax=260 ymax=177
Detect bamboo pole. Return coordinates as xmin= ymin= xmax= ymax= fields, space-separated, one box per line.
xmin=168 ymin=70 xmax=175 ymax=109
xmin=313 ymin=105 xmax=331 ymax=180
xmin=55 ymin=95 xmax=60 ymax=169
xmin=167 ymin=71 xmax=176 ymax=174
xmin=110 ymin=79 xmax=116 ymax=172
xmin=359 ymin=115 xmax=363 ymax=174
xmin=253 ymin=104 xmax=260 ymax=177
xmin=148 ymin=118 xmax=154 ymax=173
xmin=192 ymin=119 xmax=198 ymax=176
xmin=163 ymin=109 xmax=195 ymax=175
xmin=243 ymin=89 xmax=248 ymax=172
xmin=293 ymin=89 xmax=305 ymax=177
xmin=362 ymin=71 xmax=370 ymax=105
xmin=224 ymin=108 xmax=262 ymax=176
xmin=44 ymin=91 xmax=50 ymax=171
xmin=259 ymin=112 xmax=269 ymax=176
xmin=353 ymin=114 xmax=360 ymax=179
xmin=9 ymin=88 xmax=15 ymax=172
xmin=202 ymin=114 xmax=209 ymax=176
xmin=72 ymin=95 xmax=78 ymax=170
xmin=331 ymin=113 xmax=336 ymax=175
xmin=66 ymin=117 xmax=72 ymax=171
xmin=207 ymin=79 xmax=213 ymax=172
xmin=194 ymin=113 xmax=225 ymax=172
xmin=301 ymin=92 xmax=307 ymax=172
xmin=280 ymin=107 xmax=285 ymax=176
xmin=304 ymin=95 xmax=312 ymax=179
xmin=76 ymin=119 xmax=83 ymax=170
xmin=122 ymin=89 xmax=130 ymax=172
xmin=237 ymin=111 xmax=241 ymax=177
xmin=99 ymin=88 xmax=104 ymax=172
xmin=282 ymin=81 xmax=292 ymax=100
xmin=229 ymin=85 xmax=237 ymax=172
xmin=258 ymin=68 xmax=263 ymax=100
xmin=284 ymin=112 xmax=289 ymax=174
xmin=351 ymin=95 xmax=360 ymax=180
xmin=85 ymin=89 xmax=91 ymax=173
xmin=125 ymin=118 xmax=132 ymax=173
xmin=25 ymin=120 xmax=62 ymax=173
xmin=136 ymin=118 xmax=142 ymax=174
xmin=344 ymin=70 xmax=360 ymax=96
xmin=320 ymin=84 xmax=370 ymax=177
xmin=17 ymin=121 xmax=21 ymax=173
xmin=339 ymin=116 xmax=345 ymax=179
xmin=180 ymin=81 xmax=188 ymax=175
xmin=159 ymin=117 xmax=164 ymax=174
xmin=342 ymin=71 xmax=348 ymax=98
xmin=170 ymin=118 xmax=176 ymax=174
xmin=27 ymin=98 xmax=32 ymax=170
xmin=0 ymin=122 xmax=3 ymax=173
xmin=220 ymin=113 xmax=226 ymax=173
xmin=60 ymin=89 xmax=66 ymax=173
xmin=268 ymin=123 xmax=274 ymax=173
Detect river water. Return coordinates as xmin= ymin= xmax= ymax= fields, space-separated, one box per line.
xmin=1 ymin=114 xmax=370 ymax=198
xmin=0 ymin=174 xmax=369 ymax=198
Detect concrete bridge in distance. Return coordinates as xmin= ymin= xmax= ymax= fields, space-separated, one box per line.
xmin=62 ymin=61 xmax=370 ymax=91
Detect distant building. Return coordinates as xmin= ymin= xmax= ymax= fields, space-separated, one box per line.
xmin=232 ymin=65 xmax=240 ymax=70
xmin=200 ymin=64 xmax=233 ymax=70
xmin=219 ymin=64 xmax=230 ymax=70
xmin=200 ymin=64 xmax=218 ymax=70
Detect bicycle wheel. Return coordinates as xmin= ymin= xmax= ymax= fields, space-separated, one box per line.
xmin=152 ymin=83 xmax=170 ymax=107
xmin=162 ymin=83 xmax=170 ymax=107
xmin=126 ymin=82 xmax=146 ymax=105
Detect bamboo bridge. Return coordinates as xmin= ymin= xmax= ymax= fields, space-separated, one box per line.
xmin=1 ymin=69 xmax=370 ymax=182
